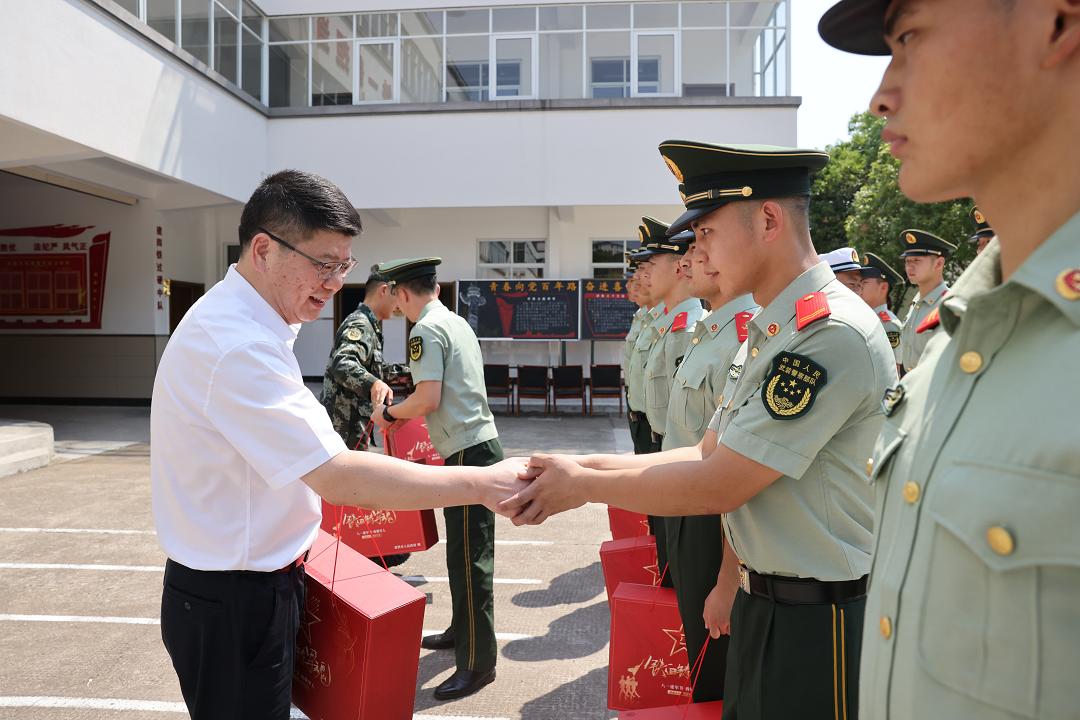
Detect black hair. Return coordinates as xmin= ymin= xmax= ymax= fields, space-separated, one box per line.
xmin=237 ymin=169 xmax=362 ymax=250
xmin=363 ymin=272 xmax=390 ymax=298
xmin=395 ymin=274 xmax=438 ymax=295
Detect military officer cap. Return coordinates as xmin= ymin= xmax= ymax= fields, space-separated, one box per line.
xmin=898 ymin=229 xmax=957 ymax=258
xmin=817 ymin=0 xmax=892 ymax=56
xmin=376 ymin=256 xmax=442 ymax=285
xmin=969 ymin=206 xmax=994 ymax=242
xmin=819 ymin=247 xmax=862 ymax=274
xmin=657 ymin=141 xmax=830 ymax=235
xmin=633 ymin=216 xmax=694 ymax=258
xmin=860 ymin=251 xmax=904 ymax=288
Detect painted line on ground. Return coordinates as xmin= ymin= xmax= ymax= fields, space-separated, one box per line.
xmin=0 ymin=562 xmax=163 ymax=572
xmin=402 ymin=575 xmax=542 ymax=585
xmin=436 ymin=539 xmax=553 ymax=546
xmin=0 ymin=698 xmax=508 ymax=720
xmin=422 ymin=629 xmax=534 ymax=642
xmin=0 ymin=527 xmax=155 ymax=536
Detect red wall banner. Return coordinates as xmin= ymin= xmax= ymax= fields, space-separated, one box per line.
xmin=0 ymin=225 xmax=110 ymax=329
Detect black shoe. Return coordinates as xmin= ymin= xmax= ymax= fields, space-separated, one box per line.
xmin=433 ymin=668 xmax=496 ymax=701
xmin=421 ymin=628 xmax=455 ymax=650
xmin=369 ymin=553 xmax=410 ymax=569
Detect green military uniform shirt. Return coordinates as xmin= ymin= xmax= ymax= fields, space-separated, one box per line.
xmin=408 ymin=299 xmax=497 ymax=458
xmin=873 ymin=304 xmax=903 ymax=367
xmin=662 ymin=296 xmax=756 ymax=451
xmin=644 ymin=297 xmax=706 ymax=435
xmin=860 ymin=218 xmax=1080 ymax=719
xmin=622 ymin=307 xmax=644 ymax=386
xmin=710 ymin=262 xmax=898 ymax=580
xmin=899 ymin=281 xmax=947 ymax=372
xmin=626 ymin=305 xmax=663 ymax=413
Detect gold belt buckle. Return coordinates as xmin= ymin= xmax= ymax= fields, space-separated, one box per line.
xmin=738 ymin=565 xmax=751 ymax=594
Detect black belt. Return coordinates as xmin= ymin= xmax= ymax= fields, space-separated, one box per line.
xmin=628 ymin=409 xmax=643 ymax=422
xmin=274 ymin=550 xmax=309 ymax=574
xmin=739 ymin=567 xmax=867 ymax=605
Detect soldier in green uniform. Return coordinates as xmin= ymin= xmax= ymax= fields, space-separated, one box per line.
xmin=819 ymin=246 xmax=865 ymax=293
xmin=859 ymin=252 xmax=905 ymax=376
xmin=969 ymin=205 xmax=995 ymax=256
xmin=622 ymin=264 xmax=647 ymax=402
xmin=626 ymin=247 xmax=664 ymax=455
xmin=371 ymin=257 xmax=501 ymax=701
xmin=897 ymin=229 xmax=955 ymax=374
xmin=661 ymin=235 xmax=757 ymax=702
xmin=503 ymin=141 xmax=898 ymax=719
xmin=819 ymin=1 xmax=1080 ymax=718
xmin=321 ymin=269 xmax=403 ymax=451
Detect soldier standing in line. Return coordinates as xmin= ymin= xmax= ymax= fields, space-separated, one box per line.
xmin=969 ymin=205 xmax=995 ymax=256
xmin=662 ymin=235 xmax=757 ymax=703
xmin=372 ymin=257 xmax=501 ymax=701
xmin=819 ymin=246 xmax=865 ymax=293
xmin=897 ymin=229 xmax=956 ymax=374
xmin=859 ymin=252 xmax=905 ymax=377
xmin=625 ymin=247 xmax=664 ymax=455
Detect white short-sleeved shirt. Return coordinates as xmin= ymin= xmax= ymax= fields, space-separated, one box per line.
xmin=151 ymin=266 xmax=347 ymax=571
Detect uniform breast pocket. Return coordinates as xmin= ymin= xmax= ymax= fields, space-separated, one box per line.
xmin=671 ymin=364 xmax=710 ymax=433
xmin=917 ymin=462 xmax=1080 ymax=718
xmin=646 ymin=367 xmax=671 ymax=409
xmin=867 ymin=421 xmax=907 ymax=516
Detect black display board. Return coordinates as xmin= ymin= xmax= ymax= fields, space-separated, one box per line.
xmin=580 ymin=278 xmax=636 ymax=340
xmin=455 ymin=279 xmax=580 ymax=340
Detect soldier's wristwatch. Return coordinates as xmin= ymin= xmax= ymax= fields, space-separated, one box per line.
xmin=382 ymin=405 xmax=396 ymax=422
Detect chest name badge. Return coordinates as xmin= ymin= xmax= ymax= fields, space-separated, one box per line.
xmin=887 ymin=331 xmax=901 ymax=349
xmin=409 ymin=336 xmax=424 ymax=362
xmin=762 ymin=352 xmax=827 ymax=420
xmin=881 ymin=385 xmax=905 ymax=417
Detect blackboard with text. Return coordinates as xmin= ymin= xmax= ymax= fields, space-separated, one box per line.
xmin=455 ymin=279 xmax=580 ymax=340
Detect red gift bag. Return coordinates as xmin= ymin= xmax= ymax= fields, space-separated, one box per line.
xmin=321 ymin=418 xmax=442 ymax=557
xmin=600 ymin=535 xmax=659 ymax=599
xmin=618 ymin=700 xmax=724 ymax=718
xmin=609 ymin=506 xmax=651 ymax=540
xmin=608 ymin=583 xmax=692 ymax=711
xmin=293 ymin=530 xmax=426 ymax=720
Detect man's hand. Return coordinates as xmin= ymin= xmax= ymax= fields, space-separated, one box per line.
xmin=370 ymin=380 xmax=393 ymax=408
xmin=371 ymin=403 xmax=395 ymax=432
xmin=481 ymin=457 xmax=533 ymax=516
xmin=703 ymin=580 xmax=736 ymax=638
xmin=497 ymin=453 xmax=590 ymax=526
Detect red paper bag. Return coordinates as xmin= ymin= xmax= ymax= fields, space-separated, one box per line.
xmin=608 ymin=583 xmax=692 ymax=711
xmin=600 ymin=535 xmax=659 ymax=599
xmin=609 ymin=506 xmax=651 ymax=540
xmin=293 ymin=530 xmax=426 ymax=720
xmin=619 ymin=700 xmax=724 ymax=718
xmin=320 ymin=417 xmax=442 ymax=557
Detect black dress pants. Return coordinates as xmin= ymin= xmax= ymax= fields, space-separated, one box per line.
xmin=160 ymin=558 xmax=306 ymax=720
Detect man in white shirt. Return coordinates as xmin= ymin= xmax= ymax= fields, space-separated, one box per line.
xmin=151 ymin=170 xmax=526 ymax=719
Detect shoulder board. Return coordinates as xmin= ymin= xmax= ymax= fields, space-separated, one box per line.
xmin=671 ymin=311 xmax=689 ymax=332
xmin=916 ymin=308 xmax=941 ymax=334
xmin=795 ymin=292 xmax=831 ymax=331
xmin=735 ymin=311 xmax=753 ymax=343
xmin=878 ymin=310 xmax=891 ymax=324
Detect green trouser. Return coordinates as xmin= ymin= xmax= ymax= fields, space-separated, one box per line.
xmin=665 ymin=514 xmax=729 ymax=702
xmin=627 ymin=411 xmax=671 ymax=587
xmin=442 ymin=438 xmax=502 ymax=673
xmin=723 ymin=590 xmax=864 ymax=720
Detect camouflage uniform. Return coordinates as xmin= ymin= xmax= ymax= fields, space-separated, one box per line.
xmin=321 ymin=303 xmax=403 ymax=450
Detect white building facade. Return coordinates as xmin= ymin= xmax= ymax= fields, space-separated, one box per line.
xmin=0 ymin=0 xmax=796 ymax=401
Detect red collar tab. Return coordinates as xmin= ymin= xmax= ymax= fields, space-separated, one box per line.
xmin=735 ymin=311 xmax=753 ymax=343
xmin=916 ymin=308 xmax=941 ymax=334
xmin=878 ymin=310 xmax=891 ymax=324
xmin=671 ymin=311 xmax=689 ymax=332
xmin=795 ymin=292 xmax=831 ymax=331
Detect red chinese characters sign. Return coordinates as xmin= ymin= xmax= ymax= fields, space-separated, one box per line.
xmin=0 ymin=225 xmax=110 ymax=329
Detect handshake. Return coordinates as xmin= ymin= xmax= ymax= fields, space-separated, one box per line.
xmin=478 ymin=454 xmax=591 ymax=526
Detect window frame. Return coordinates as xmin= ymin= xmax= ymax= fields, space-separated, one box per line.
xmin=477 ymin=239 xmax=547 ymax=279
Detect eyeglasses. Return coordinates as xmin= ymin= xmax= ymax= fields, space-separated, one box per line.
xmin=258 ymin=227 xmax=357 ymax=281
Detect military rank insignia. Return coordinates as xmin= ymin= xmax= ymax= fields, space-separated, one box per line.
xmin=345 ymin=327 xmax=362 ymax=342
xmin=887 ymin=331 xmax=901 ymax=348
xmin=409 ymin=336 xmax=423 ymax=362
xmin=762 ymin=352 xmax=827 ymax=420
xmin=916 ymin=308 xmax=941 ymax=334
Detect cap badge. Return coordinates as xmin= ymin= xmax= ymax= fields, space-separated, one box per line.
xmin=905 ymin=233 xmax=917 ymax=244
xmin=974 ymin=209 xmax=986 ymax=224
xmin=663 ymin=157 xmax=684 ymax=183
xmin=851 ymin=249 xmax=859 ymax=263
xmin=863 ymin=254 xmax=870 ymax=265
xmin=1055 ymin=268 xmax=1080 ymax=301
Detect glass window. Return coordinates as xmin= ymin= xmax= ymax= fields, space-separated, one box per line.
xmin=539 ymin=32 xmax=583 ymax=99
xmin=241 ymin=27 xmax=262 ymax=98
xmin=494 ymin=7 xmax=536 ymax=32
xmin=592 ymin=239 xmax=640 ymax=277
xmin=358 ymin=13 xmax=397 ymax=37
xmin=681 ymin=1 xmax=726 ymax=27
xmin=586 ymin=4 xmax=630 ymax=29
xmin=539 ymin=5 xmax=582 ymax=31
xmin=447 ymin=35 xmax=489 ymax=101
xmin=314 ymin=15 xmax=353 ymax=41
xmin=633 ymin=4 xmax=677 ymax=28
xmin=401 ymin=11 xmax=443 ymax=35
xmin=269 ymin=17 xmax=308 ymax=43
xmin=636 ymin=34 xmax=675 ymax=94
xmin=495 ymin=37 xmax=533 ymax=98
xmin=114 ymin=0 xmax=139 ymax=17
xmin=358 ymin=43 xmax=395 ymax=102
xmin=681 ymin=29 xmax=728 ymax=96
xmin=180 ymin=0 xmax=210 ymax=64
xmin=311 ymin=41 xmax=353 ymax=105
xmin=401 ymin=37 xmax=443 ymax=102
xmin=587 ymin=31 xmax=630 ymax=97
xmin=241 ymin=1 xmax=262 ymax=33
xmin=268 ymin=42 xmax=308 ymax=107
xmin=447 ymin=9 xmax=489 ymax=34
xmin=147 ymin=0 xmax=177 ymax=42
xmin=478 ymin=240 xmax=545 ymax=278
xmin=214 ymin=7 xmax=239 ymax=84
xmin=729 ymin=1 xmax=780 ymax=26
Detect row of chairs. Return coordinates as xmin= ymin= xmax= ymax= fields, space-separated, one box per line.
xmin=483 ymin=364 xmax=625 ymax=416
